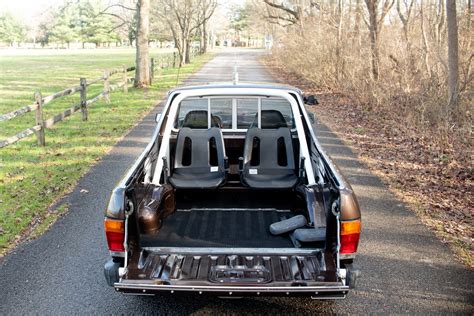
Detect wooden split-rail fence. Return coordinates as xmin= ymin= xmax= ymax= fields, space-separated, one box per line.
xmin=0 ymin=53 xmax=180 ymax=149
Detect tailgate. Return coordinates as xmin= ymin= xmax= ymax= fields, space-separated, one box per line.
xmin=115 ymin=248 xmax=350 ymax=299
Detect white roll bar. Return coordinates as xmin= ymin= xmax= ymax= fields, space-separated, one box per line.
xmin=151 ymin=88 xmax=316 ymax=186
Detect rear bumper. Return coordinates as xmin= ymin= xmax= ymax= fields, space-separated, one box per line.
xmin=114 ymin=282 xmax=350 ymax=299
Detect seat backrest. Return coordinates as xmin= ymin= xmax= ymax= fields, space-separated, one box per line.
xmin=243 ymin=127 xmax=295 ymax=171
xmin=174 ymin=127 xmax=226 ymax=171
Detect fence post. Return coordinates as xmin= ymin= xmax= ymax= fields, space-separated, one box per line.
xmin=173 ymin=52 xmax=176 ymax=68
xmin=123 ymin=65 xmax=128 ymax=93
xmin=80 ymin=78 xmax=88 ymax=121
xmin=150 ymin=57 xmax=155 ymax=85
xmin=34 ymin=91 xmax=45 ymax=146
xmin=104 ymin=70 xmax=110 ymax=103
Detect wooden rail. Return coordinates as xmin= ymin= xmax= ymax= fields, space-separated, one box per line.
xmin=0 ymin=59 xmax=156 ymax=148
xmin=0 ymin=103 xmax=39 ymax=122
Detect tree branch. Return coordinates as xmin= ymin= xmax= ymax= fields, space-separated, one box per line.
xmin=99 ymin=12 xmax=129 ymax=24
xmin=263 ymin=0 xmax=300 ymax=19
xmin=107 ymin=21 xmax=128 ymax=33
xmin=101 ymin=3 xmax=136 ymax=13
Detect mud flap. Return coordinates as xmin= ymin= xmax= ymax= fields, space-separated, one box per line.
xmin=104 ymin=259 xmax=121 ymax=287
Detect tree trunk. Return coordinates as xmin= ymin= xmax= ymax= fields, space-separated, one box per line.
xmin=178 ymin=37 xmax=186 ymax=66
xmin=446 ymin=0 xmax=459 ymax=111
xmin=468 ymin=0 xmax=472 ymax=29
xmin=420 ymin=0 xmax=431 ymax=75
xmin=365 ymin=0 xmax=380 ymax=80
xmin=335 ymin=0 xmax=344 ymax=82
xmin=435 ymin=0 xmax=445 ymax=45
xmin=353 ymin=0 xmax=362 ymax=47
xmin=134 ymin=0 xmax=150 ymax=87
xmin=185 ymin=40 xmax=191 ymax=64
xmin=199 ymin=25 xmax=205 ymax=54
xmin=202 ymin=22 xmax=208 ymax=54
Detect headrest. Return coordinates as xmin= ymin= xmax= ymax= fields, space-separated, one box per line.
xmin=182 ymin=110 xmax=222 ymax=129
xmin=260 ymin=110 xmax=287 ymax=129
xmin=182 ymin=110 xmax=208 ymax=128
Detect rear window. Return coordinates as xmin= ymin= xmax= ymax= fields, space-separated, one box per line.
xmin=237 ymin=98 xmax=258 ymax=129
xmin=176 ymin=98 xmax=208 ymax=128
xmin=261 ymin=98 xmax=294 ymax=128
xmin=175 ymin=96 xmax=294 ymax=129
xmin=210 ymin=98 xmax=233 ymax=129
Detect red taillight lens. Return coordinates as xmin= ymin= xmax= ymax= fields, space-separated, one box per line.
xmin=340 ymin=220 xmax=361 ymax=254
xmin=104 ymin=218 xmax=125 ymax=252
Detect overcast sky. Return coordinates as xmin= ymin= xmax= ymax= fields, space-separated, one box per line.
xmin=0 ymin=0 xmax=62 ymax=21
xmin=0 ymin=0 xmax=245 ymax=25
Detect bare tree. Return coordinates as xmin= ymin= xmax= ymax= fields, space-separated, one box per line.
xmin=264 ymin=0 xmax=302 ymax=26
xmin=160 ymin=0 xmax=198 ymax=66
xmin=335 ymin=0 xmax=345 ymax=81
xmin=352 ymin=0 xmax=363 ymax=47
xmin=262 ymin=0 xmax=319 ymax=29
xmin=435 ymin=0 xmax=445 ymax=45
xmin=134 ymin=0 xmax=150 ymax=87
xmin=396 ymin=0 xmax=415 ymax=46
xmin=197 ymin=0 xmax=217 ymax=54
xmin=419 ymin=0 xmax=431 ymax=75
xmin=157 ymin=0 xmax=216 ymax=66
xmin=446 ymin=0 xmax=459 ymax=111
xmin=99 ymin=1 xmax=150 ymax=87
xmin=99 ymin=1 xmax=137 ymax=46
xmin=364 ymin=0 xmax=395 ymax=80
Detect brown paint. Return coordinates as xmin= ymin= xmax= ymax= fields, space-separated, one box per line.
xmin=339 ymin=188 xmax=361 ymax=221
xmin=137 ymin=184 xmax=175 ymax=234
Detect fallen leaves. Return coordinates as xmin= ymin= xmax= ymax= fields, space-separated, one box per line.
xmin=265 ymin=60 xmax=474 ymax=268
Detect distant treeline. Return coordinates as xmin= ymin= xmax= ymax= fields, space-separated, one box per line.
xmin=0 ymin=0 xmax=173 ymax=48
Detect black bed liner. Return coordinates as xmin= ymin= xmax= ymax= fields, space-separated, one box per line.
xmin=118 ymin=208 xmax=345 ymax=298
xmin=140 ymin=209 xmax=295 ymax=248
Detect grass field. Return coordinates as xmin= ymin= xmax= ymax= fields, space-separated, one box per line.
xmin=0 ymin=48 xmax=213 ymax=253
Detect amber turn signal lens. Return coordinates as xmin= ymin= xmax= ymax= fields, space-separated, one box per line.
xmin=104 ymin=218 xmax=124 ymax=233
xmin=341 ymin=220 xmax=361 ymax=235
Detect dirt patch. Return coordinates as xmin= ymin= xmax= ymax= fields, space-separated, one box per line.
xmin=264 ymin=60 xmax=473 ymax=268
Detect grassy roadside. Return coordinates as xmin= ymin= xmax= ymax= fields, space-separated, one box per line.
xmin=263 ymin=59 xmax=473 ymax=268
xmin=0 ymin=49 xmax=214 ymax=254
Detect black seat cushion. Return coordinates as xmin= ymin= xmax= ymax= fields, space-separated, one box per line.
xmin=243 ymin=170 xmax=298 ymax=189
xmin=169 ymin=127 xmax=226 ymax=189
xmin=169 ymin=169 xmax=225 ymax=189
xmin=241 ymin=127 xmax=298 ymax=189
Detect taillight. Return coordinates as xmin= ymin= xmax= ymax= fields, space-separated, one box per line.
xmin=340 ymin=219 xmax=361 ymax=254
xmin=104 ymin=218 xmax=125 ymax=252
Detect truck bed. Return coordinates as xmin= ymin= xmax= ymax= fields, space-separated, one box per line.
xmin=140 ymin=209 xmax=295 ymax=248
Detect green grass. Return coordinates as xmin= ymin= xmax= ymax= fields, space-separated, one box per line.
xmin=0 ymin=48 xmax=213 ymax=252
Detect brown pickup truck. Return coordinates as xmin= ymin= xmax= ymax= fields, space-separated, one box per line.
xmin=103 ymin=84 xmax=361 ymax=299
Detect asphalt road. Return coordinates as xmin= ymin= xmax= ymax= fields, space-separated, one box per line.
xmin=1 ymin=49 xmax=472 ymax=314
